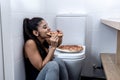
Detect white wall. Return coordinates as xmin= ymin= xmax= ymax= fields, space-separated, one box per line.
xmin=10 ymin=0 xmax=46 ymax=80
xmin=1 ymin=0 xmax=14 ymax=80
xmin=1 ymin=0 xmax=120 ymax=80
xmin=0 ymin=7 xmax=4 ymax=80
xmin=1 ymin=0 xmax=46 ymax=80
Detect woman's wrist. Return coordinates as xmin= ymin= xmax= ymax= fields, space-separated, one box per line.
xmin=50 ymin=46 xmax=56 ymax=50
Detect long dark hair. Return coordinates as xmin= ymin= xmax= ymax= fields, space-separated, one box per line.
xmin=23 ymin=17 xmax=48 ymax=59
xmin=23 ymin=17 xmax=44 ymax=42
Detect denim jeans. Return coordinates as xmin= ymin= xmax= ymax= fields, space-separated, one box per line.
xmin=36 ymin=58 xmax=69 ymax=80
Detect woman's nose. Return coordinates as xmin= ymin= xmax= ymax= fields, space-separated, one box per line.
xmin=48 ymin=27 xmax=51 ymax=31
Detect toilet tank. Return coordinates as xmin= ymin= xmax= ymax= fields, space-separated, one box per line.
xmin=55 ymin=14 xmax=86 ymax=45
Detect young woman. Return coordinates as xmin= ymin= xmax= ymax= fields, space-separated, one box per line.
xmin=23 ymin=17 xmax=69 ymax=80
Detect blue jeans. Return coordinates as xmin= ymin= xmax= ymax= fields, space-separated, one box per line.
xmin=36 ymin=58 xmax=69 ymax=80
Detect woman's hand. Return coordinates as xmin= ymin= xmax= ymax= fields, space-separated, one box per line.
xmin=45 ymin=29 xmax=63 ymax=47
xmin=50 ymin=33 xmax=59 ymax=48
xmin=56 ymin=29 xmax=63 ymax=46
xmin=56 ymin=29 xmax=63 ymax=38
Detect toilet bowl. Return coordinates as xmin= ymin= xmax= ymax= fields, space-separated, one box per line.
xmin=54 ymin=14 xmax=87 ymax=80
xmin=54 ymin=46 xmax=85 ymax=80
xmin=55 ymin=46 xmax=85 ymax=59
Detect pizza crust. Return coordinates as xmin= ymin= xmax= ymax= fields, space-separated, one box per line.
xmin=47 ymin=31 xmax=63 ymax=37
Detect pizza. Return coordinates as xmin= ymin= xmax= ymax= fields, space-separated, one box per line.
xmin=57 ymin=45 xmax=83 ymax=52
xmin=47 ymin=31 xmax=63 ymax=37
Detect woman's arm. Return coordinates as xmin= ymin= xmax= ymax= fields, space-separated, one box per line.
xmin=25 ymin=35 xmax=59 ymax=71
xmin=43 ymin=33 xmax=59 ymax=65
xmin=25 ymin=39 xmax=43 ymax=70
xmin=25 ymin=39 xmax=56 ymax=71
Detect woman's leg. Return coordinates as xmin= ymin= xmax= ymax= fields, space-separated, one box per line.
xmin=36 ymin=61 xmax=59 ymax=80
xmin=53 ymin=57 xmax=69 ymax=80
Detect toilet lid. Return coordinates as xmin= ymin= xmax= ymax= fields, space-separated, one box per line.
xmin=54 ymin=46 xmax=85 ymax=59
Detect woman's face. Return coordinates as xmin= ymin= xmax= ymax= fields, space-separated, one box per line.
xmin=37 ymin=20 xmax=51 ymax=38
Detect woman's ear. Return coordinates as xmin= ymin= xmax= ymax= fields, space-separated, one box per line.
xmin=33 ymin=30 xmax=39 ymax=36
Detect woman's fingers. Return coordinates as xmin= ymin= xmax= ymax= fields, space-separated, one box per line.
xmin=50 ymin=36 xmax=59 ymax=47
xmin=51 ymin=36 xmax=59 ymax=42
xmin=57 ymin=29 xmax=63 ymax=34
xmin=51 ymin=32 xmax=58 ymax=38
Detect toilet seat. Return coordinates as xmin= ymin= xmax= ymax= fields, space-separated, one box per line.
xmin=54 ymin=46 xmax=85 ymax=59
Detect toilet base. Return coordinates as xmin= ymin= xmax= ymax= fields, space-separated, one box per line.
xmin=61 ymin=58 xmax=84 ymax=80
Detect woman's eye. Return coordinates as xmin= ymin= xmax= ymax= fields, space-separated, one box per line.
xmin=43 ymin=25 xmax=47 ymax=29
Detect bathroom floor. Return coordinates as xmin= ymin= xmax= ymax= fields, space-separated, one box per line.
xmin=81 ymin=77 xmax=106 ymax=80
xmin=80 ymin=61 xmax=106 ymax=80
xmin=81 ymin=68 xmax=106 ymax=80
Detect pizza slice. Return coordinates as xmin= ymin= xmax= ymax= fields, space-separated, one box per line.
xmin=47 ymin=31 xmax=63 ymax=37
xmin=58 ymin=45 xmax=83 ymax=52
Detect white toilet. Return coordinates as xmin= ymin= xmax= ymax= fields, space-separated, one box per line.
xmin=54 ymin=14 xmax=87 ymax=80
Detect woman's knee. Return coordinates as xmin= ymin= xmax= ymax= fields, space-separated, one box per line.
xmin=53 ymin=58 xmax=65 ymax=65
xmin=46 ymin=61 xmax=59 ymax=71
xmin=36 ymin=61 xmax=59 ymax=80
